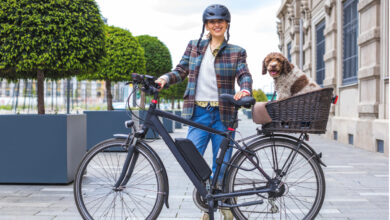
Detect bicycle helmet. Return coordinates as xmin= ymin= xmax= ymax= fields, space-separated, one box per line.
xmin=197 ymin=4 xmax=231 ymax=52
xmin=202 ymin=4 xmax=231 ymax=23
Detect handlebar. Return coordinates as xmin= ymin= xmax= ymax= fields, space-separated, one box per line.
xmin=130 ymin=73 xmax=160 ymax=95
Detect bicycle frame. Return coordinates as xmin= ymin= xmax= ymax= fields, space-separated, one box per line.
xmin=111 ymin=79 xmax=311 ymax=218
xmin=74 ymin=74 xmax=329 ymax=220
xmin=131 ymin=99 xmax=278 ymax=202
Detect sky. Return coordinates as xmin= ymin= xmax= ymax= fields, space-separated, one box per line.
xmin=95 ymin=0 xmax=281 ymax=93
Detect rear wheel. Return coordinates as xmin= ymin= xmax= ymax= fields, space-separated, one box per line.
xmin=74 ymin=138 xmax=165 ymax=220
xmin=225 ymin=138 xmax=325 ymax=220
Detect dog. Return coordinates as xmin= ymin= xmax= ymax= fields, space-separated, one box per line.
xmin=262 ymin=52 xmax=321 ymax=100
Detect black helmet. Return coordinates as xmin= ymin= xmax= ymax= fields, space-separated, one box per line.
xmin=196 ymin=4 xmax=231 ymax=53
xmin=202 ymin=4 xmax=231 ymax=23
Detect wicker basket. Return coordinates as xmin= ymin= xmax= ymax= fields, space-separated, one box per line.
xmin=262 ymin=88 xmax=334 ymax=134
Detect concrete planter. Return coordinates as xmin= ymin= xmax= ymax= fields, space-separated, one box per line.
xmin=174 ymin=110 xmax=182 ymax=129
xmin=138 ymin=110 xmax=159 ymax=139
xmin=163 ymin=110 xmax=174 ymax=133
xmin=84 ymin=110 xmax=132 ymax=151
xmin=246 ymin=110 xmax=253 ymax=119
xmin=0 ymin=114 xmax=86 ymax=184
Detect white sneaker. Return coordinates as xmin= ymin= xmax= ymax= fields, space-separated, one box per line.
xmin=220 ymin=208 xmax=234 ymax=220
xmin=201 ymin=212 xmax=209 ymax=220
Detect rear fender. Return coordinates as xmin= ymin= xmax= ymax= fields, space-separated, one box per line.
xmin=241 ymin=134 xmax=326 ymax=166
xmin=223 ymin=133 xmax=326 ymax=189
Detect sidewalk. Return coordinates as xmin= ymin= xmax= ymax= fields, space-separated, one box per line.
xmin=0 ymin=112 xmax=388 ymax=219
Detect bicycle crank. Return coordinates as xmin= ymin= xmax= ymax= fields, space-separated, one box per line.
xmin=193 ymin=187 xmax=209 ymax=212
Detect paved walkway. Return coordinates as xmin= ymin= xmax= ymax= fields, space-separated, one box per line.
xmin=0 ymin=112 xmax=388 ymax=219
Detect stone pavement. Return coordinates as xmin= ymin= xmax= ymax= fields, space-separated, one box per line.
xmin=0 ymin=112 xmax=388 ymax=220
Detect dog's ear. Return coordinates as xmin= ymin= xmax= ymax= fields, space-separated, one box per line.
xmin=262 ymin=58 xmax=267 ymax=75
xmin=282 ymin=58 xmax=293 ymax=74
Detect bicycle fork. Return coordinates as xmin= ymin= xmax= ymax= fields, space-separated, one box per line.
xmin=113 ymin=135 xmax=139 ymax=190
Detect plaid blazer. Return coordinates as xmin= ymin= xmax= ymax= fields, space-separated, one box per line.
xmin=164 ymin=39 xmax=252 ymax=127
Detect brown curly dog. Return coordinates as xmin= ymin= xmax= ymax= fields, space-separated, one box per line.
xmin=262 ymin=52 xmax=320 ymax=100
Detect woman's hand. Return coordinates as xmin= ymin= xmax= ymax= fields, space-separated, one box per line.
xmin=234 ymin=90 xmax=250 ymax=100
xmin=155 ymin=78 xmax=167 ymax=91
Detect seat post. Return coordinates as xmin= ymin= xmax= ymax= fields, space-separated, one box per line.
xmin=228 ymin=106 xmax=240 ymax=129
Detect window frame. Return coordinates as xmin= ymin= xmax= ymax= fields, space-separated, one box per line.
xmin=315 ymin=19 xmax=326 ymax=86
xmin=342 ymin=0 xmax=359 ymax=85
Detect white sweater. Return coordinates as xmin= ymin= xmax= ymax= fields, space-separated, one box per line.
xmin=160 ymin=44 xmax=218 ymax=101
xmin=194 ymin=44 xmax=218 ymax=101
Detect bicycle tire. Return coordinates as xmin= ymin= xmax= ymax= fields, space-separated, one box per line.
xmin=224 ymin=138 xmax=325 ymax=220
xmin=74 ymin=138 xmax=165 ymax=220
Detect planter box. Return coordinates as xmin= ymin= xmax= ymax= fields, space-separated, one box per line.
xmin=246 ymin=110 xmax=253 ymax=119
xmin=174 ymin=110 xmax=182 ymax=129
xmin=163 ymin=110 xmax=174 ymax=133
xmin=84 ymin=110 xmax=132 ymax=151
xmin=0 ymin=114 xmax=86 ymax=184
xmin=138 ymin=110 xmax=159 ymax=139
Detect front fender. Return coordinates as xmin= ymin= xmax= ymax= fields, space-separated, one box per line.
xmin=113 ymin=134 xmax=170 ymax=209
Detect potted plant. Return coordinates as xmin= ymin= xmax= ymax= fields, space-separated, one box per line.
xmin=79 ymin=25 xmax=146 ymax=149
xmin=137 ymin=35 xmax=178 ymax=134
xmin=0 ymin=0 xmax=105 ymax=183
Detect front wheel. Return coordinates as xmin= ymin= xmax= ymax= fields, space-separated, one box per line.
xmin=74 ymin=138 xmax=165 ymax=220
xmin=225 ymin=138 xmax=325 ymax=220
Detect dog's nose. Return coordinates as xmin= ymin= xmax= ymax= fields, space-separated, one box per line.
xmin=270 ymin=62 xmax=277 ymax=67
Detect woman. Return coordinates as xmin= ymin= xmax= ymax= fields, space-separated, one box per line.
xmin=156 ymin=4 xmax=252 ymax=219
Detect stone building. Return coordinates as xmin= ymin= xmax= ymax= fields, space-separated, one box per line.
xmin=276 ymin=0 xmax=389 ymax=155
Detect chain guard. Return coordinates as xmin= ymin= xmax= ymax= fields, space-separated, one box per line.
xmin=192 ymin=187 xmax=209 ymax=212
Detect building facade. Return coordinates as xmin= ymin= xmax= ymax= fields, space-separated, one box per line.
xmin=276 ymin=0 xmax=389 ymax=155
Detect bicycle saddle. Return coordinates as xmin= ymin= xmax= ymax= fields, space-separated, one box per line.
xmin=220 ymin=94 xmax=255 ymax=108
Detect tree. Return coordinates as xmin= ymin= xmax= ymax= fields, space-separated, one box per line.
xmin=252 ymin=89 xmax=268 ymax=102
xmin=136 ymin=35 xmax=172 ymax=107
xmin=0 ymin=0 xmax=105 ymax=114
xmin=160 ymin=79 xmax=187 ymax=109
xmin=80 ymin=25 xmax=146 ymax=110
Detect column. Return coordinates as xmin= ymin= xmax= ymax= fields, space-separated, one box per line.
xmin=357 ymin=0 xmax=381 ymax=118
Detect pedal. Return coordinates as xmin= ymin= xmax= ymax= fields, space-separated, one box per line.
xmin=219 ymin=199 xmax=263 ymax=208
xmin=269 ymin=198 xmax=279 ymax=213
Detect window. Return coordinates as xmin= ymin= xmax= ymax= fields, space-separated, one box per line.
xmin=377 ymin=139 xmax=384 ymax=153
xmin=316 ymin=20 xmax=326 ymax=86
xmin=343 ymin=0 xmax=359 ymax=85
xmin=333 ymin=131 xmax=338 ymax=140
xmin=287 ymin=42 xmax=292 ymax=62
xmin=348 ymin=134 xmax=354 ymax=145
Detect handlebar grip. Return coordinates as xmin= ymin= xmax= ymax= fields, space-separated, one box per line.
xmin=156 ymin=82 xmax=169 ymax=90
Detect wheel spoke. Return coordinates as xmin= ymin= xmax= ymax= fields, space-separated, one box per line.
xmin=74 ymin=140 xmax=164 ymax=220
xmin=227 ymin=139 xmax=324 ymax=219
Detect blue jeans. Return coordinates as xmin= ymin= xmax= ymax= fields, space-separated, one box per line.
xmin=187 ymin=105 xmax=234 ymax=184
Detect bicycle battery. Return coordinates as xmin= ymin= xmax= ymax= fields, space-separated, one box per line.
xmin=175 ymin=138 xmax=211 ymax=181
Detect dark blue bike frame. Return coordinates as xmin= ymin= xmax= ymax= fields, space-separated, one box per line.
xmin=139 ymin=101 xmax=274 ymax=200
